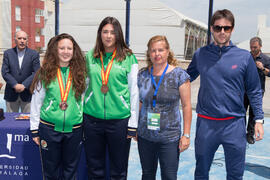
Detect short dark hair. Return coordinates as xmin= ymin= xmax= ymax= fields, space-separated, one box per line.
xmin=211 ymin=9 xmax=235 ymax=28
xmin=250 ymin=37 xmax=262 ymax=46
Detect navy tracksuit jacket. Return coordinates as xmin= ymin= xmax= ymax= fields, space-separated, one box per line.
xmin=187 ymin=41 xmax=264 ymax=180
xmin=188 ymin=42 xmax=263 ymax=120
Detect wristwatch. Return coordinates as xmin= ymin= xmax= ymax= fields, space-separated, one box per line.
xmin=262 ymin=68 xmax=266 ymax=71
xmin=182 ymin=134 xmax=190 ymax=138
xmin=255 ymin=119 xmax=264 ymax=124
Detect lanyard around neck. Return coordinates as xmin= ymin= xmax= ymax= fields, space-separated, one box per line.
xmin=150 ymin=63 xmax=169 ymax=108
xmin=57 ymin=68 xmax=72 ymax=102
xmin=100 ymin=49 xmax=116 ymax=86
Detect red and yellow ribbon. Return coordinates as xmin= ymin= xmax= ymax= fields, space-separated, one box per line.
xmin=57 ymin=68 xmax=72 ymax=102
xmin=100 ymin=49 xmax=116 ymax=86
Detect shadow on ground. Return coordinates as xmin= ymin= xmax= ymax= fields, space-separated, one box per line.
xmin=245 ymin=162 xmax=270 ymax=179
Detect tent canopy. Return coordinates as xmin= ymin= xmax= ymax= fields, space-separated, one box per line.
xmin=44 ymin=0 xmax=207 ymax=58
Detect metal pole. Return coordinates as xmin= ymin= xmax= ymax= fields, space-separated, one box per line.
xmin=207 ymin=0 xmax=214 ymax=45
xmin=125 ymin=0 xmax=131 ymax=47
xmin=55 ymin=0 xmax=59 ymax=36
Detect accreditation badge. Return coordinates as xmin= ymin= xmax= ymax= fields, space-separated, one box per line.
xmin=147 ymin=112 xmax=160 ymax=130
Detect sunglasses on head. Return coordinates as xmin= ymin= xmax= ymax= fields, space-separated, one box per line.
xmin=212 ymin=25 xmax=233 ymax=33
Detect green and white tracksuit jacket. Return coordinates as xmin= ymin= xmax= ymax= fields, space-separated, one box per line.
xmin=30 ymin=67 xmax=83 ymax=136
xmin=84 ymin=50 xmax=139 ymax=135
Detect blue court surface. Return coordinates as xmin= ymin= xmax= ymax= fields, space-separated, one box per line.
xmin=1 ymin=97 xmax=269 ymax=180
xmin=127 ymin=111 xmax=270 ymax=180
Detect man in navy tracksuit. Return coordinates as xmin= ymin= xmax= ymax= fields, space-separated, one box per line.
xmin=187 ymin=9 xmax=264 ymax=180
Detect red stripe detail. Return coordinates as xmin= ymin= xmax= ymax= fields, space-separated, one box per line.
xmin=198 ymin=113 xmax=235 ymax=120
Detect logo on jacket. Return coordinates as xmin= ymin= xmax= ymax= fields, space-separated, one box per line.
xmin=41 ymin=140 xmax=48 ymax=150
xmin=231 ymin=65 xmax=238 ymax=69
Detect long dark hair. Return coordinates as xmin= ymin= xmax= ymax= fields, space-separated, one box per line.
xmin=30 ymin=33 xmax=86 ymax=99
xmin=93 ymin=16 xmax=132 ymax=61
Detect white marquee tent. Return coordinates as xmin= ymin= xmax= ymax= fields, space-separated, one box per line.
xmin=44 ymin=0 xmax=207 ymax=59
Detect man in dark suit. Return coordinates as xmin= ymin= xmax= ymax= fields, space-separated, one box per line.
xmin=1 ymin=30 xmax=40 ymax=112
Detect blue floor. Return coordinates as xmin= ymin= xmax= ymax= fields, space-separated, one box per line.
xmin=1 ymin=96 xmax=269 ymax=179
xmin=128 ymin=111 xmax=270 ymax=180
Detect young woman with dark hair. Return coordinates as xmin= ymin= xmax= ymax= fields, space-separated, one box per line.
xmin=83 ymin=16 xmax=139 ymax=180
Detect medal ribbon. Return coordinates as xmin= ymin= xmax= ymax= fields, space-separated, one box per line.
xmin=100 ymin=49 xmax=116 ymax=86
xmin=57 ymin=68 xmax=72 ymax=102
xmin=150 ymin=63 xmax=169 ymax=108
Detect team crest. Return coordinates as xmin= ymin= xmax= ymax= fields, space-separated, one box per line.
xmin=41 ymin=140 xmax=48 ymax=149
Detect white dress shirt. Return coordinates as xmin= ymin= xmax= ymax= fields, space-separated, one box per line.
xmin=17 ymin=47 xmax=26 ymax=69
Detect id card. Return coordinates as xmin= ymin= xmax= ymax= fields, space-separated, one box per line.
xmin=147 ymin=112 xmax=160 ymax=130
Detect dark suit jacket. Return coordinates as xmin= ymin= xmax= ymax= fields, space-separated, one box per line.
xmin=1 ymin=47 xmax=40 ymax=102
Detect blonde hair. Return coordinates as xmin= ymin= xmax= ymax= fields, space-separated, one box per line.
xmin=146 ymin=35 xmax=178 ymax=68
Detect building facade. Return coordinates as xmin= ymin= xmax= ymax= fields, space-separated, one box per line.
xmin=11 ymin=0 xmax=45 ymax=51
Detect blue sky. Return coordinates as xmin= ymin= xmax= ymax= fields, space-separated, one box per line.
xmin=160 ymin=0 xmax=270 ymax=43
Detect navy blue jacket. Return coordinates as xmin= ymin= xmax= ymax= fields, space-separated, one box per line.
xmin=1 ymin=47 xmax=40 ymax=102
xmin=187 ymin=42 xmax=264 ymax=120
xmin=254 ymin=52 xmax=270 ymax=92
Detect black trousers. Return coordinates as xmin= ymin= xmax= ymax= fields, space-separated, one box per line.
xmin=244 ymin=92 xmax=264 ymax=134
xmin=39 ymin=123 xmax=83 ymax=180
xmin=83 ymin=114 xmax=131 ymax=180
